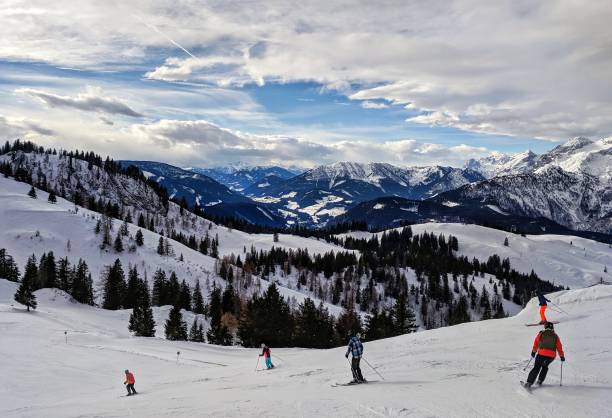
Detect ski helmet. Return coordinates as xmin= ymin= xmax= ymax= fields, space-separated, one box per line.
xmin=544 ymin=322 xmax=554 ymax=330
xmin=125 ymin=369 xmax=129 ymax=373
xmin=356 ymin=332 xmax=362 ymax=339
xmin=261 ymin=343 xmax=265 ymax=348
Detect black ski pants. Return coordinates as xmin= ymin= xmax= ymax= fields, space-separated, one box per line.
xmin=351 ymin=357 xmax=364 ymax=382
xmin=126 ymin=383 xmax=137 ymax=395
xmin=527 ymin=355 xmax=554 ymax=385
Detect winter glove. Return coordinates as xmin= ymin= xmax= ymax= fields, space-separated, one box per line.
xmin=531 ymin=352 xmax=536 ymax=358
xmin=345 ymin=353 xmax=349 ymax=359
xmin=560 ymin=357 xmax=565 ymax=362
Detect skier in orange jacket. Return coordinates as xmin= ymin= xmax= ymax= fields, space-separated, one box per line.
xmin=124 ymin=370 xmax=137 ymax=396
xmin=524 ymin=322 xmax=565 ymax=388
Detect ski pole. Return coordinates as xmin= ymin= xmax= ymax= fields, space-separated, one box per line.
xmin=549 ymin=301 xmax=569 ymax=315
xmin=560 ymin=362 xmax=563 ymax=387
xmin=362 ymin=357 xmax=385 ymax=380
xmin=523 ymin=357 xmax=533 ymax=371
xmin=255 ymin=356 xmax=260 ymax=371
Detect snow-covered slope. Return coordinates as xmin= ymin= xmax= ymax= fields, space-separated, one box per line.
xmin=2 ymin=279 xmax=611 ymax=418
xmin=339 ymin=223 xmax=612 ymax=289
xmin=465 ymin=150 xmax=539 ymax=178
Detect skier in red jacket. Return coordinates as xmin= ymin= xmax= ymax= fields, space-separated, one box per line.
xmin=124 ymin=369 xmax=137 ymax=396
xmin=524 ymin=322 xmax=565 ymax=388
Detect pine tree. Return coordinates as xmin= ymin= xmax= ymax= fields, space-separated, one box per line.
xmin=503 ymin=237 xmax=509 ymax=247
xmin=71 ymin=259 xmax=94 ymax=305
xmin=157 ymin=237 xmax=165 ymax=255
xmin=129 ymin=274 xmax=156 ymax=337
xmin=113 ymin=230 xmax=124 ymax=253
xmin=165 ymin=305 xmax=188 ymax=341
xmin=48 ymin=190 xmax=57 ymax=203
xmin=0 ymin=248 xmax=20 ymax=282
xmin=28 ymin=186 xmax=37 ymax=199
xmin=57 ymin=257 xmax=71 ymax=292
xmin=273 ymin=232 xmax=279 ymax=243
xmin=189 ymin=317 xmax=205 ymax=342
xmin=151 ymin=269 xmax=167 ymax=306
xmin=135 ymin=229 xmax=144 ymax=246
xmin=167 ymin=272 xmax=180 ymax=306
xmin=238 ymin=283 xmax=293 ymax=347
xmin=192 ymin=279 xmax=205 ymax=314
xmin=124 ymin=266 xmax=141 ymax=309
xmin=293 ymin=298 xmax=335 ymax=348
xmin=15 ymin=255 xmax=38 ymax=311
xmin=179 ymin=280 xmax=191 ymax=311
xmin=206 ymin=286 xmax=232 ymax=345
xmin=102 ymin=259 xmax=126 ymax=310
xmin=392 ymin=293 xmax=418 ymax=335
xmin=39 ymin=251 xmax=57 ymax=288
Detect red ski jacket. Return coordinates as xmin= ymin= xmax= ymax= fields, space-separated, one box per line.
xmin=532 ymin=332 xmax=565 ymax=359
xmin=124 ymin=372 xmax=135 ymax=384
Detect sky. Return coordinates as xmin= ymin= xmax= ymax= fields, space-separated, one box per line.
xmin=1 ymin=0 xmax=611 ymax=169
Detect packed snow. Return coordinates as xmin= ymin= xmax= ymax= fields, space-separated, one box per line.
xmin=2 ymin=279 xmax=611 ymax=417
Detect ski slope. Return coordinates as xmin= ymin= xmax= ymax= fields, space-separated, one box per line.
xmin=1 ymin=279 xmax=611 ymax=418
xmin=0 ymin=176 xmax=345 ymax=315
xmin=340 ymin=223 xmax=612 ymax=289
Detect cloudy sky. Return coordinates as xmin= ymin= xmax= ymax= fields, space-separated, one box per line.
xmin=1 ymin=0 xmax=611 ymax=168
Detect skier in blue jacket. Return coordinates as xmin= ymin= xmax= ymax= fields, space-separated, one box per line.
xmin=345 ymin=333 xmax=365 ymax=383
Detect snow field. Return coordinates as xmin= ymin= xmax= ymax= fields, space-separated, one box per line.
xmin=1 ymin=280 xmax=611 ymax=417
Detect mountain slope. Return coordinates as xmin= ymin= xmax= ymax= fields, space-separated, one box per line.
xmin=465 ymin=150 xmax=539 ymax=178
xmin=2 ymin=279 xmax=611 ymax=417
xmin=192 ymin=165 xmax=299 ymax=192
xmin=120 ymin=160 xmax=249 ymax=207
xmin=245 ymin=162 xmax=484 ymax=226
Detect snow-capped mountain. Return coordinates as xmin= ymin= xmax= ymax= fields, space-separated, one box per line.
xmin=120 ymin=161 xmax=249 ymax=207
xmin=245 ymin=162 xmax=485 ymax=226
xmin=465 ymin=150 xmax=539 ymax=178
xmin=191 ymin=165 xmax=300 ymax=192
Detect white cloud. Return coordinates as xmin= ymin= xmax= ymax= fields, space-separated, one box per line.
xmin=2 ymin=0 xmax=612 ymax=141
xmin=360 ymin=101 xmax=389 ymax=109
xmin=17 ymin=87 xmax=143 ymax=117
xmin=0 ymin=115 xmax=54 ymax=138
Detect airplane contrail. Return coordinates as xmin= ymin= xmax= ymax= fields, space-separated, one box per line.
xmin=133 ymin=14 xmax=198 ymax=59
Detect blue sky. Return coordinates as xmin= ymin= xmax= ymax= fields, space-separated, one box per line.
xmin=0 ymin=1 xmax=609 ymax=168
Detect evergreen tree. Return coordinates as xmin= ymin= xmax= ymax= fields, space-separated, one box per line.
xmin=0 ymin=248 xmax=20 ymax=282
xmin=113 ymin=230 xmax=124 ymax=253
xmin=102 ymin=259 xmax=126 ymax=310
xmin=39 ymin=251 xmax=57 ymax=289
xmin=192 ymin=279 xmax=205 ymax=315
xmin=448 ymin=295 xmax=471 ymax=325
xmin=335 ymin=307 xmax=363 ymax=344
xmin=238 ymin=283 xmax=294 ymax=347
xmin=124 ymin=266 xmax=141 ymax=309
xmin=48 ymin=190 xmax=57 ymax=203
xmin=14 ymin=255 xmax=38 ymax=311
xmin=57 ymin=257 xmax=71 ymax=292
xmin=129 ymin=275 xmax=156 ymax=337
xmin=71 ymin=259 xmax=94 ymax=305
xmin=206 ymin=286 xmax=232 ymax=345
xmin=293 ymin=298 xmax=335 ymax=348
xmin=189 ymin=317 xmax=205 ymax=342
xmin=157 ymin=237 xmax=165 ymax=255
xmin=392 ymin=293 xmax=418 ymax=335
xmin=151 ymin=269 xmax=167 ymax=306
xmin=135 ymin=229 xmax=144 ymax=246
xmin=167 ymin=272 xmax=180 ymax=306
xmin=179 ymin=279 xmax=191 ymax=311
xmin=164 ymin=304 xmax=188 ymax=341
xmin=28 ymin=186 xmax=37 ymax=199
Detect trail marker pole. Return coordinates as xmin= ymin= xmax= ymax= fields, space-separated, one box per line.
xmin=64 ymin=331 xmax=67 ymax=344
xmin=255 ymin=356 xmax=260 ymax=371
xmin=177 ymin=351 xmax=181 ymax=364
xmin=560 ymin=362 xmax=563 ymax=387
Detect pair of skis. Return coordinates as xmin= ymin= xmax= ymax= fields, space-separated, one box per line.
xmin=524 ymin=320 xmax=559 ymax=327
xmin=331 ymin=380 xmax=374 ymax=387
